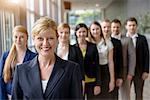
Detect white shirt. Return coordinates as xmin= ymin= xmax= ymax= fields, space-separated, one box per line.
xmin=97 ymin=39 xmax=113 ymax=65
xmin=111 ymin=34 xmax=121 ymax=40
xmin=126 ymin=33 xmax=138 ymax=47
xmin=42 ymin=80 xmax=48 ymax=93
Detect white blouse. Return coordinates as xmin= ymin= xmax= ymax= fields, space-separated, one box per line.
xmin=41 ymin=80 xmax=48 ymax=93
xmin=97 ymin=39 xmax=113 ymax=65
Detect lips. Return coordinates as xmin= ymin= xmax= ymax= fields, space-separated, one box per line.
xmin=42 ymin=47 xmax=51 ymax=51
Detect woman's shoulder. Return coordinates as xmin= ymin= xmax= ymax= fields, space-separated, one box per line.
xmin=25 ymin=49 xmax=37 ymax=60
xmin=26 ymin=49 xmax=37 ymax=55
xmin=0 ymin=51 xmax=9 ymax=60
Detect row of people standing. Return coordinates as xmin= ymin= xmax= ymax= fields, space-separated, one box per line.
xmin=56 ymin=17 xmax=149 ymax=100
xmin=0 ymin=16 xmax=149 ymax=100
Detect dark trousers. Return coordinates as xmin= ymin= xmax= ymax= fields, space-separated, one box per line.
xmin=110 ymin=86 xmax=119 ymax=100
xmin=98 ymin=64 xmax=112 ymax=100
xmin=132 ymin=75 xmax=144 ymax=100
xmin=85 ymin=82 xmax=98 ymax=100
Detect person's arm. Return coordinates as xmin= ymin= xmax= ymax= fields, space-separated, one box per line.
xmin=12 ymin=66 xmax=23 ymax=100
xmin=142 ymin=36 xmax=149 ymax=80
xmin=94 ymin=45 xmax=101 ymax=95
xmin=143 ymin=36 xmax=149 ymax=73
xmin=0 ymin=53 xmax=8 ymax=99
xmin=108 ymin=48 xmax=115 ymax=92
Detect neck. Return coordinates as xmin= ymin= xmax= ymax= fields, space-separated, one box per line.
xmin=58 ymin=42 xmax=69 ymax=48
xmin=128 ymin=32 xmax=136 ymax=37
xmin=38 ymin=54 xmax=55 ymax=67
xmin=16 ymin=47 xmax=27 ymax=55
xmin=78 ymin=39 xmax=86 ymax=45
xmin=94 ymin=36 xmax=101 ymax=44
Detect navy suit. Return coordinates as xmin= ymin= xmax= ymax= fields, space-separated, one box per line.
xmin=0 ymin=49 xmax=36 ymax=99
xmin=12 ymin=55 xmax=83 ymax=99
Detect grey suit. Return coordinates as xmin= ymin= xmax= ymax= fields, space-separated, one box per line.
xmin=119 ymin=35 xmax=136 ymax=100
xmin=12 ymin=55 xmax=83 ymax=100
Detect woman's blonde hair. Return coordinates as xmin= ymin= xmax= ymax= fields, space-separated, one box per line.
xmin=31 ymin=17 xmax=57 ymax=38
xmin=57 ymin=23 xmax=70 ymax=32
xmin=3 ymin=25 xmax=28 ymax=83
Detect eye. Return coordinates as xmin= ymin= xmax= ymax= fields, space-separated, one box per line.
xmin=48 ymin=37 xmax=54 ymax=41
xmin=20 ymin=36 xmax=24 ymax=39
xmin=37 ymin=37 xmax=43 ymax=41
xmin=60 ymin=32 xmax=63 ymax=34
xmin=15 ymin=36 xmax=18 ymax=39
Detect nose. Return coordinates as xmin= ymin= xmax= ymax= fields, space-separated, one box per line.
xmin=43 ymin=39 xmax=49 ymax=45
xmin=17 ymin=37 xmax=21 ymax=42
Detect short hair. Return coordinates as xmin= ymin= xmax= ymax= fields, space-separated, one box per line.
xmin=125 ymin=17 xmax=138 ymax=25
xmin=102 ymin=19 xmax=111 ymax=23
xmin=111 ymin=19 xmax=122 ymax=26
xmin=31 ymin=16 xmax=57 ymax=38
xmin=57 ymin=23 xmax=70 ymax=32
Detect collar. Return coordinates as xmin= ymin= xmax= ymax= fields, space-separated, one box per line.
xmin=111 ymin=34 xmax=121 ymax=40
xmin=126 ymin=33 xmax=138 ymax=38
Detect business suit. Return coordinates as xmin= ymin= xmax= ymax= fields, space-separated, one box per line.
xmin=119 ymin=35 xmax=136 ymax=100
xmin=68 ymin=45 xmax=84 ymax=80
xmin=12 ymin=55 xmax=83 ymax=99
xmin=132 ymin=34 xmax=149 ymax=100
xmin=110 ymin=37 xmax=123 ymax=100
xmin=0 ymin=49 xmax=37 ymax=99
xmin=74 ymin=41 xmax=101 ymax=98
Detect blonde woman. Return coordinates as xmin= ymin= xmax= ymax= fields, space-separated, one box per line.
xmin=0 ymin=25 xmax=36 ymax=99
xmin=12 ymin=17 xmax=82 ymax=99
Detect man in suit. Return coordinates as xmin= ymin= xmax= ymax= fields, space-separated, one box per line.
xmin=125 ymin=17 xmax=149 ymax=100
xmin=111 ymin=19 xmax=136 ymax=100
xmin=101 ymin=19 xmax=123 ymax=100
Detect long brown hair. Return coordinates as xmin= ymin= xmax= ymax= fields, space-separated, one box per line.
xmin=3 ymin=25 xmax=28 ymax=83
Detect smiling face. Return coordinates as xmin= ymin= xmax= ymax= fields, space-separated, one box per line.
xmin=76 ymin=27 xmax=87 ymax=41
xmin=90 ymin=24 xmax=101 ymax=40
xmin=101 ymin=21 xmax=111 ymax=38
xmin=33 ymin=29 xmax=57 ymax=58
xmin=13 ymin=31 xmax=27 ymax=49
xmin=111 ymin=22 xmax=121 ymax=35
xmin=58 ymin=27 xmax=70 ymax=43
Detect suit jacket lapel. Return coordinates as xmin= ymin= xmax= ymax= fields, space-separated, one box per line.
xmin=27 ymin=56 xmax=44 ymax=98
xmin=44 ymin=56 xmax=65 ymax=98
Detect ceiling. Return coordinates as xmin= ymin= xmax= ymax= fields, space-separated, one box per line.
xmin=64 ymin=0 xmax=114 ymax=10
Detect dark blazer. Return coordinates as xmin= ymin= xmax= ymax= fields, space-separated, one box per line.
xmin=12 ymin=55 xmax=82 ymax=99
xmin=111 ymin=37 xmax=123 ymax=79
xmin=135 ymin=34 xmax=149 ymax=76
xmin=68 ymin=45 xmax=84 ymax=80
xmin=0 ymin=49 xmax=37 ymax=99
xmin=75 ymin=41 xmax=101 ymax=85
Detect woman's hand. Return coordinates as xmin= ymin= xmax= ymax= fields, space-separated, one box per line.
xmin=109 ymin=81 xmax=115 ymax=92
xmin=94 ymin=86 xmax=101 ymax=95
